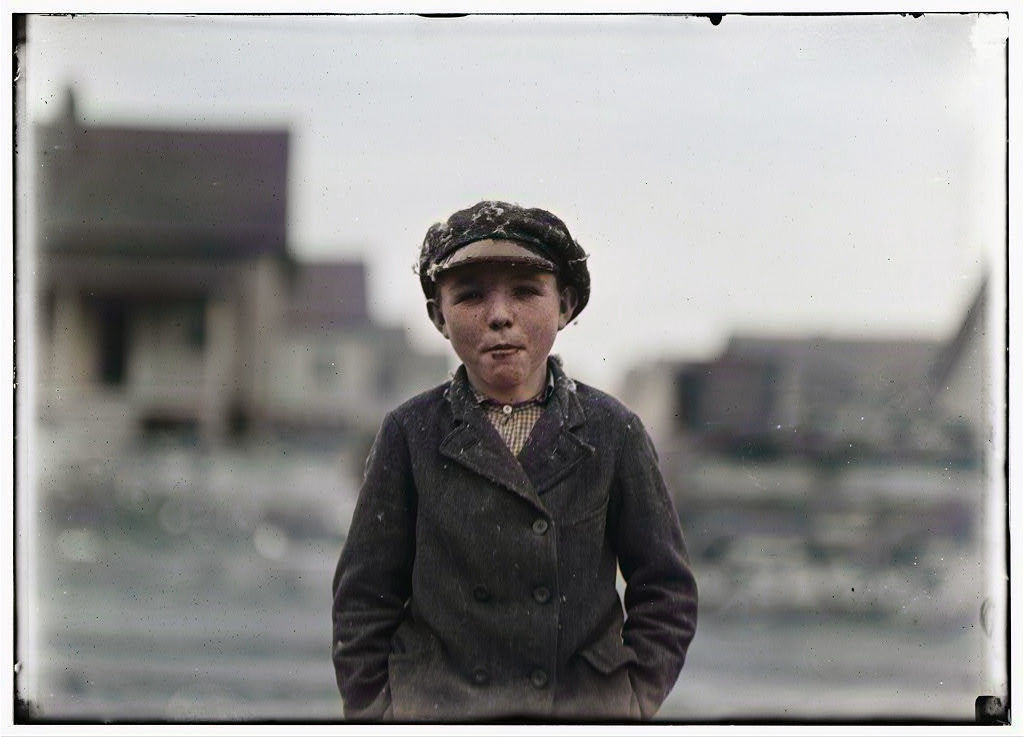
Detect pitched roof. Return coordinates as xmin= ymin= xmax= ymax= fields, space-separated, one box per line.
xmin=36 ymin=102 xmax=289 ymax=259
xmin=723 ymin=334 xmax=941 ymax=387
xmin=928 ymin=276 xmax=988 ymax=391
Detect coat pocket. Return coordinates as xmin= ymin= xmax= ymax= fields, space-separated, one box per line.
xmin=578 ymin=631 xmax=638 ymax=675
xmin=387 ymin=644 xmax=442 ymax=722
xmin=554 ymin=631 xmax=640 ymax=720
xmin=562 ymin=495 xmax=609 ymax=527
xmin=386 ymin=627 xmax=476 ymax=722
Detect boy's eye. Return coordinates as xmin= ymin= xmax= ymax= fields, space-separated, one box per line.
xmin=513 ymin=285 xmax=542 ymax=297
xmin=452 ymin=289 xmax=482 ymax=303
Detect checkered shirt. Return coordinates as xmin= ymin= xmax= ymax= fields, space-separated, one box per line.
xmin=472 ymin=373 xmax=554 ymax=457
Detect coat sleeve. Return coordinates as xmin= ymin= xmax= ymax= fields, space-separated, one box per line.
xmin=331 ymin=412 xmax=416 ymax=720
xmin=610 ymin=413 xmax=698 ymax=720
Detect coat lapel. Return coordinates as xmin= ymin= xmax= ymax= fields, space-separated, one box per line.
xmin=517 ymin=367 xmax=595 ymax=494
xmin=439 ymin=422 xmax=538 ymax=501
xmin=440 ymin=359 xmax=595 ymax=504
xmin=440 ymin=367 xmax=542 ymax=509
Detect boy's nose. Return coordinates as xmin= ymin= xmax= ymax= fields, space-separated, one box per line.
xmin=486 ymin=295 xmax=514 ymax=330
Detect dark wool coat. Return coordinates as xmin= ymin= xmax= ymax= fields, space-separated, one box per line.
xmin=331 ymin=358 xmax=698 ymax=722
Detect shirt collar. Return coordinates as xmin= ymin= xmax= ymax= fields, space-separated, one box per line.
xmin=470 ymin=369 xmax=555 ymax=408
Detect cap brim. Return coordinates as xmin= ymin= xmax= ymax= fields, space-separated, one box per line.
xmin=432 ymin=238 xmax=556 ymax=278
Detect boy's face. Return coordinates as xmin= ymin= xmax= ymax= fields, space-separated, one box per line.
xmin=428 ymin=257 xmax=577 ymax=404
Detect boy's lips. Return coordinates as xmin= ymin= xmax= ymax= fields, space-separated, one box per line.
xmin=484 ymin=343 xmax=523 ymax=354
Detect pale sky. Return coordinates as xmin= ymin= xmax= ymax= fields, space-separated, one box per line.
xmin=24 ymin=12 xmax=1007 ymax=390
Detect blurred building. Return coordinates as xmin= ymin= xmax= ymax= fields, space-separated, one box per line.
xmin=34 ymin=90 xmax=448 ymax=450
xmin=619 ymin=282 xmax=991 ymax=621
xmin=621 ymin=280 xmax=991 ymax=618
xmin=622 ymin=277 xmax=989 ymax=467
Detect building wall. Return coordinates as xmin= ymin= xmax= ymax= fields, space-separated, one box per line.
xmin=47 ymin=290 xmax=94 ymax=389
xmin=235 ymin=255 xmax=288 ymax=432
xmin=267 ymin=326 xmax=449 ymax=435
xmin=269 ymin=331 xmax=380 ymax=424
xmin=617 ymin=362 xmax=688 ymax=449
xmin=625 ymin=317 xmax=985 ymax=463
xmin=130 ymin=300 xmax=207 ymax=399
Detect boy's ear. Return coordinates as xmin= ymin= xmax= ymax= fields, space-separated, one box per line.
xmin=557 ymin=287 xmax=579 ymax=330
xmin=426 ymin=299 xmax=450 ymax=339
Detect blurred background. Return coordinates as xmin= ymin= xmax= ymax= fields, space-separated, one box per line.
xmin=15 ymin=12 xmax=1008 ymax=723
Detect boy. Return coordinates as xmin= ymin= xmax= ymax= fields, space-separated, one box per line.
xmin=331 ymin=201 xmax=697 ymax=722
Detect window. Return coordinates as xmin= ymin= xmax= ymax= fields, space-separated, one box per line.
xmin=97 ymin=298 xmax=127 ymax=386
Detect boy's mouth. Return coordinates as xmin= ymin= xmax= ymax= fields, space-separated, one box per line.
xmin=485 ymin=343 xmax=522 ymax=355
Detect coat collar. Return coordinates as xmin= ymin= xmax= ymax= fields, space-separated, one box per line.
xmin=440 ymin=357 xmax=594 ymax=508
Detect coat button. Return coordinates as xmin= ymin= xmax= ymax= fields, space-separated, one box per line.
xmin=531 ymin=518 xmax=549 ymax=535
xmin=532 ymin=586 xmax=551 ymax=604
xmin=530 ymin=669 xmax=549 ymax=689
xmin=472 ymin=667 xmax=490 ymax=685
xmin=473 ymin=585 xmax=491 ymax=602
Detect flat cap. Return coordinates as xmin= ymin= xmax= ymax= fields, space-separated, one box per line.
xmin=417 ymin=200 xmax=590 ymax=321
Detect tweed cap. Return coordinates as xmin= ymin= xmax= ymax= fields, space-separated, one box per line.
xmin=418 ymin=200 xmax=590 ymax=321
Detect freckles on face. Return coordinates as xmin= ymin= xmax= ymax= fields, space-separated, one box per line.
xmin=435 ymin=263 xmax=569 ymax=402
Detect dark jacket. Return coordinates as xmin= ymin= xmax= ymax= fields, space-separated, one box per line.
xmin=331 ymin=358 xmax=697 ymax=722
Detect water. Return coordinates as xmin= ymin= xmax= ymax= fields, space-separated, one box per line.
xmin=21 ymin=445 xmax=991 ymax=724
